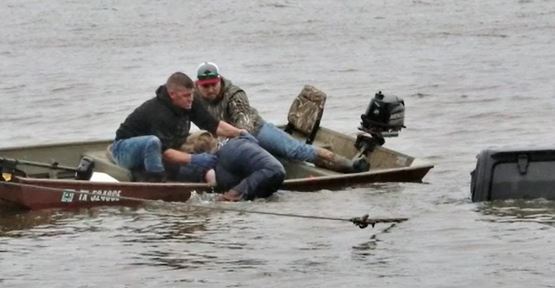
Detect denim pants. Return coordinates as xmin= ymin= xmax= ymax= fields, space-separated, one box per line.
xmin=214 ymin=136 xmax=286 ymax=200
xmin=173 ymin=162 xmax=209 ymax=182
xmin=255 ymin=122 xmax=316 ymax=162
xmin=111 ymin=136 xmax=165 ymax=173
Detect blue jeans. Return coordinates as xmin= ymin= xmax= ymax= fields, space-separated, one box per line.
xmin=173 ymin=162 xmax=208 ymax=182
xmin=111 ymin=136 xmax=165 ymax=173
xmin=214 ymin=136 xmax=285 ymax=200
xmin=255 ymin=122 xmax=316 ymax=162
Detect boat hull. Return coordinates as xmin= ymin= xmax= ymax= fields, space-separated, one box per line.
xmin=282 ymin=165 xmax=432 ymax=191
xmin=1 ymin=126 xmax=433 ymax=210
xmin=0 ymin=177 xmax=196 ymax=210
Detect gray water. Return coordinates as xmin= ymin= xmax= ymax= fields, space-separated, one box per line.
xmin=1 ymin=0 xmax=555 ymax=287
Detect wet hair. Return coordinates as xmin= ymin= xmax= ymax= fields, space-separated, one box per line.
xmin=166 ymin=72 xmax=194 ymax=92
xmin=180 ymin=130 xmax=219 ymax=154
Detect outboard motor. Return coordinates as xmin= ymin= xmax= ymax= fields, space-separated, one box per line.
xmin=355 ymin=91 xmax=405 ymax=152
xmin=75 ymin=156 xmax=95 ymax=180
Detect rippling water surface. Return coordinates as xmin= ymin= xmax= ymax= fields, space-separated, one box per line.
xmin=1 ymin=0 xmax=555 ymax=287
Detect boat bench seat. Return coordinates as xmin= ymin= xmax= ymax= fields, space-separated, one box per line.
xmin=284 ymin=85 xmax=326 ymax=145
xmin=82 ymin=149 xmax=132 ymax=182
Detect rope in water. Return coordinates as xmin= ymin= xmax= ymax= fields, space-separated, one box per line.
xmin=0 ymin=180 xmax=408 ymax=229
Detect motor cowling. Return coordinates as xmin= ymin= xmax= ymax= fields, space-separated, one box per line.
xmin=360 ymin=91 xmax=405 ymax=134
xmin=355 ymin=91 xmax=406 ymax=153
xmin=75 ymin=156 xmax=95 ymax=180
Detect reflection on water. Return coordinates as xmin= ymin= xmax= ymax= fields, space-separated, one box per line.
xmin=0 ymin=209 xmax=70 ymax=235
xmin=351 ymin=222 xmax=401 ymax=261
xmin=476 ymin=199 xmax=555 ymax=226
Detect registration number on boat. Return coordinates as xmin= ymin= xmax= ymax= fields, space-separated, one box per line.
xmin=61 ymin=189 xmax=122 ymax=203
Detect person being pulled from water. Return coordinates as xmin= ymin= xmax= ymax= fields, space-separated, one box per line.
xmin=193 ymin=62 xmax=368 ymax=173
xmin=179 ymin=130 xmax=285 ymax=201
xmin=111 ymin=72 xmax=285 ymax=200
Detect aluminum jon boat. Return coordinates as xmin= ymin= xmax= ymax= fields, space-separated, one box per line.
xmin=0 ymin=89 xmax=433 ymax=210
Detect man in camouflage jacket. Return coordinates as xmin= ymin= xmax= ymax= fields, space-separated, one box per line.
xmin=193 ymin=62 xmax=367 ymax=173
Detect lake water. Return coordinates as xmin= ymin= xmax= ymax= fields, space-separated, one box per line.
xmin=1 ymin=0 xmax=555 ymax=287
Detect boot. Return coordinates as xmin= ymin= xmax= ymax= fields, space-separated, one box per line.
xmin=313 ymin=148 xmax=370 ymax=173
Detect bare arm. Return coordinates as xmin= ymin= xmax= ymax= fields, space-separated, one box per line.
xmin=162 ymin=148 xmax=193 ymax=165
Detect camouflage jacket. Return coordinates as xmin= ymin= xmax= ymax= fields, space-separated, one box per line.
xmin=195 ymin=77 xmax=265 ymax=134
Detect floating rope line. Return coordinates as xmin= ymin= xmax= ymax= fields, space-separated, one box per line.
xmin=0 ymin=180 xmax=408 ymax=229
xmin=188 ymin=202 xmax=407 ymax=228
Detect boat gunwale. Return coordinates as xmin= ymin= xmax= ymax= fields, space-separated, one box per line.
xmin=15 ymin=176 xmax=210 ymax=188
xmin=0 ymin=139 xmax=112 ymax=151
xmin=283 ymin=163 xmax=433 ymax=184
